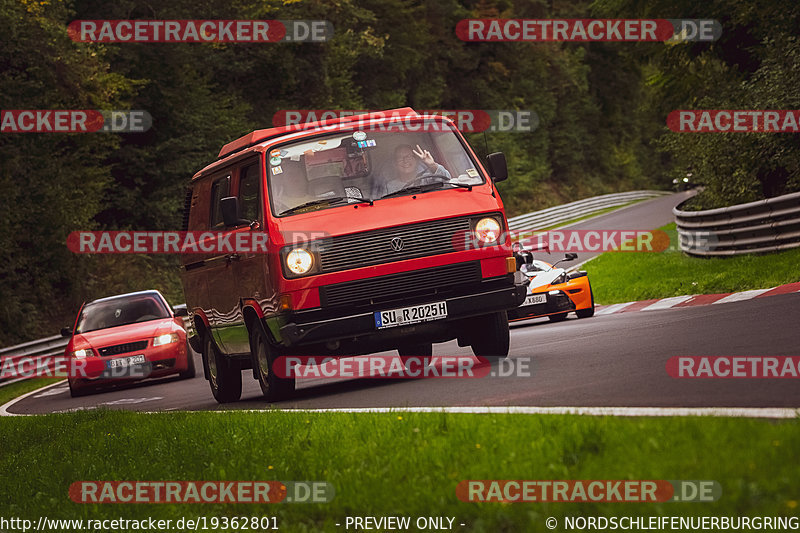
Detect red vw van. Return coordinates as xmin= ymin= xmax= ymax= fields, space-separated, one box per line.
xmin=181 ymin=108 xmax=528 ymax=402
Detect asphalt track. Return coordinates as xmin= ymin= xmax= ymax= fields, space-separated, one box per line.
xmin=10 ymin=190 xmax=798 ymax=414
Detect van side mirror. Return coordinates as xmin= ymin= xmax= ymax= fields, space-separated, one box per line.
xmin=61 ymin=327 xmax=73 ymax=337
xmin=220 ymin=196 xmax=251 ymax=227
xmin=173 ymin=306 xmax=189 ymax=317
xmin=486 ymin=152 xmax=508 ymax=182
xmin=564 ymin=252 xmax=578 ymax=261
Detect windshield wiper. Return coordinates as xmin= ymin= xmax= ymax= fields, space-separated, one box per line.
xmin=380 ymin=175 xmax=473 ymax=199
xmin=280 ymin=196 xmax=373 ymax=215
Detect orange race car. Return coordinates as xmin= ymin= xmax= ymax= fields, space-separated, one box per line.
xmin=507 ymin=245 xmax=595 ymax=322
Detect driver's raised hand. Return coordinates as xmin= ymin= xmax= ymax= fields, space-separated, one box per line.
xmin=413 ymin=144 xmax=437 ymax=170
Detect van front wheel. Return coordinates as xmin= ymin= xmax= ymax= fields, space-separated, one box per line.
xmin=252 ymin=328 xmax=295 ymax=402
xmin=204 ymin=334 xmax=242 ymax=403
xmin=470 ymin=311 xmax=510 ymax=358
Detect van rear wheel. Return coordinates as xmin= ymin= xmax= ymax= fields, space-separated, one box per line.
xmin=204 ymin=334 xmax=241 ymax=403
xmin=252 ymin=328 xmax=295 ymax=402
xmin=470 ymin=311 xmax=510 ymax=358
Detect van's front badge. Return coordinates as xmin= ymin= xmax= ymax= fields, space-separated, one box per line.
xmin=390 ymin=237 xmax=404 ymax=252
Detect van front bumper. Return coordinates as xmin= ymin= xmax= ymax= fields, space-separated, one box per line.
xmin=279 ymin=273 xmax=528 ymax=347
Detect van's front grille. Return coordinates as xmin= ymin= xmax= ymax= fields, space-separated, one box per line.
xmin=98 ymin=340 xmax=148 ymax=356
xmin=320 ymin=261 xmax=481 ymax=308
xmin=316 ymin=216 xmax=473 ymax=273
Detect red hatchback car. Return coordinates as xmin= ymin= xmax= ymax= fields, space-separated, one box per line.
xmin=62 ymin=290 xmax=195 ymax=397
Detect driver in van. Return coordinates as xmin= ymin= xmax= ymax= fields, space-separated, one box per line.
xmin=373 ymin=144 xmax=451 ymax=197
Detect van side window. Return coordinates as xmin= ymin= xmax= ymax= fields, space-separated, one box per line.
xmin=239 ymin=164 xmax=261 ymax=223
xmin=209 ymin=175 xmax=231 ymax=229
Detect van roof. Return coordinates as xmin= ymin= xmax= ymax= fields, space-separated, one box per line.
xmin=217 ymin=107 xmax=419 ymax=159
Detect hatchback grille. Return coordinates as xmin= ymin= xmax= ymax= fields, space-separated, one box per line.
xmin=320 ymin=262 xmax=481 ymax=308
xmin=98 ymin=340 xmax=148 ymax=356
xmin=317 ymin=216 xmax=473 ymax=273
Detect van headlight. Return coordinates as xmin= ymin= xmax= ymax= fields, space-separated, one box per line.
xmin=71 ymin=348 xmax=92 ymax=358
xmin=286 ymin=248 xmax=314 ymax=275
xmin=475 ymin=217 xmax=502 ymax=244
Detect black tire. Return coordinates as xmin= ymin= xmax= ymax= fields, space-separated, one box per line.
xmin=548 ymin=312 xmax=568 ymax=322
xmin=470 ymin=311 xmax=510 ymax=358
xmin=179 ymin=342 xmax=197 ymax=379
xmin=575 ymin=283 xmax=595 ymax=319
xmin=68 ymin=380 xmax=92 ymax=397
xmin=397 ymin=343 xmax=433 ymax=357
xmin=203 ymin=334 xmax=241 ymax=403
xmin=252 ymin=327 xmax=295 ymax=402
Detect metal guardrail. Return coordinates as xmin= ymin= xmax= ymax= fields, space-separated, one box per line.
xmin=0 ymin=314 xmax=192 ymax=387
xmin=674 ymin=191 xmax=800 ymax=256
xmin=507 ymin=190 xmax=671 ymax=231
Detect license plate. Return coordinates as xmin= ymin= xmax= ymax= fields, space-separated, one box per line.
xmin=107 ymin=354 xmax=146 ymax=368
xmin=374 ymin=302 xmax=448 ymax=329
xmin=523 ymin=294 xmax=547 ymax=306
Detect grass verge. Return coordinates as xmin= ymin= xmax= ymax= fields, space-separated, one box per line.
xmin=586 ymin=223 xmax=800 ymax=305
xmin=0 ymin=410 xmax=798 ymax=532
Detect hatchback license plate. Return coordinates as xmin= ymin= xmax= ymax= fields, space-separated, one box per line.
xmin=374 ymin=302 xmax=448 ymax=329
xmin=107 ymin=354 xmax=146 ymax=368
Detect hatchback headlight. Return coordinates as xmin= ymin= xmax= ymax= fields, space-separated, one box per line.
xmin=286 ymin=248 xmax=314 ymax=275
xmin=153 ymin=333 xmax=179 ymax=346
xmin=71 ymin=348 xmax=92 ymax=358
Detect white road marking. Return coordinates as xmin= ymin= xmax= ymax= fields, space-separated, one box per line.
xmin=641 ymin=295 xmax=693 ymax=311
xmin=595 ymin=302 xmax=636 ymax=315
xmin=192 ymin=406 xmax=800 ymax=419
xmin=0 ymin=380 xmax=66 ymax=416
xmin=712 ymin=288 xmax=772 ymax=305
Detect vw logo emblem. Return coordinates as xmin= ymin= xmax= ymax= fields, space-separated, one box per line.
xmin=390 ymin=237 xmax=404 ymax=252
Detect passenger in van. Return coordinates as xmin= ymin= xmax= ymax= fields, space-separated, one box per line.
xmin=273 ymin=161 xmax=312 ymax=214
xmin=373 ymin=144 xmax=451 ymax=197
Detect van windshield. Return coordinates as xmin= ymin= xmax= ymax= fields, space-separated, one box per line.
xmin=266 ymin=126 xmax=484 ymax=216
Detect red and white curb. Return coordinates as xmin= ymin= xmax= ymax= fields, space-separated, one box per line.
xmin=596 ymin=281 xmax=800 ymax=315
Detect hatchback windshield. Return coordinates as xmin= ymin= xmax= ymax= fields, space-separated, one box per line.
xmin=77 ymin=294 xmax=170 ymax=333
xmin=267 ymin=125 xmax=484 ymax=216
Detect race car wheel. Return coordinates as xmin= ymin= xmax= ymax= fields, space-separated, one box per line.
xmin=548 ymin=312 xmax=568 ymax=322
xmin=470 ymin=311 xmax=510 ymax=358
xmin=179 ymin=341 xmax=197 ymax=379
xmin=576 ymin=283 xmax=595 ymax=318
xmin=204 ymin=334 xmax=241 ymax=403
xmin=398 ymin=343 xmax=433 ymax=357
xmin=252 ymin=326 xmax=295 ymax=402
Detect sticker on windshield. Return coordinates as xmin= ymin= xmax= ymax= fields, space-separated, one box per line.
xmin=269 ymin=149 xmax=281 ymax=158
xmin=357 ymin=139 xmax=376 ymax=148
xmin=269 ymin=156 xmax=281 ymax=165
xmin=353 ymin=131 xmax=367 ymax=141
xmin=467 ymin=168 xmax=479 ymax=178
xmin=272 ymin=166 xmax=283 ymax=175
